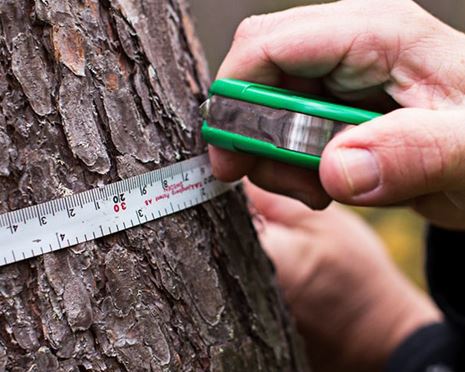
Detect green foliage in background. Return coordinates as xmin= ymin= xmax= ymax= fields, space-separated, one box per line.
xmin=354 ymin=208 xmax=426 ymax=288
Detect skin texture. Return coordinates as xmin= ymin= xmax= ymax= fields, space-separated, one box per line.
xmin=210 ymin=0 xmax=465 ymax=230
xmin=246 ymin=181 xmax=441 ymax=372
xmin=209 ymin=0 xmax=462 ymax=370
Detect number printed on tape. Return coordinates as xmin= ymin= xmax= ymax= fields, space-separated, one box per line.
xmin=0 ymin=154 xmax=233 ymax=267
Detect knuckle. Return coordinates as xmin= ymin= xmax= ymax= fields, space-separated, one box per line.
xmin=234 ymin=14 xmax=269 ymax=42
xmin=417 ymin=130 xmax=446 ymax=188
xmin=369 ymin=109 xmax=450 ymax=190
xmin=396 ymin=111 xmax=449 ymax=188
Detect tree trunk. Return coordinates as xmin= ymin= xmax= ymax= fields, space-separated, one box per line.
xmin=0 ymin=1 xmax=309 ymax=371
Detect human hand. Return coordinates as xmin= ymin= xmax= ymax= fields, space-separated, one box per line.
xmin=210 ymin=0 xmax=465 ymax=229
xmin=246 ymin=181 xmax=441 ymax=372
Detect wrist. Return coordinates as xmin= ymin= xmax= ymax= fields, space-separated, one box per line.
xmin=346 ymin=274 xmax=441 ymax=370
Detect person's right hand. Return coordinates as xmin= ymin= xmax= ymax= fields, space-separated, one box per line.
xmin=209 ymin=0 xmax=465 ymax=230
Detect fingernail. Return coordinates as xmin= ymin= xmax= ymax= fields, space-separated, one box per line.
xmin=337 ymin=148 xmax=380 ymax=196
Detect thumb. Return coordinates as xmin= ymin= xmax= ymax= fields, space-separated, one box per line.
xmin=320 ymin=108 xmax=465 ymax=206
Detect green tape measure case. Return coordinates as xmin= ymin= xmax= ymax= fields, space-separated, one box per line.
xmin=201 ymin=79 xmax=381 ymax=168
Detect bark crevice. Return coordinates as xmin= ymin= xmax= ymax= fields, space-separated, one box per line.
xmin=0 ymin=0 xmax=309 ymax=371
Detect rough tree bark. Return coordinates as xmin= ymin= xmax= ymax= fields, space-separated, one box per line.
xmin=0 ymin=1 xmax=309 ymax=371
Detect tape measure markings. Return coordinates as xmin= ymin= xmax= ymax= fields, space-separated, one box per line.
xmin=0 ymin=154 xmax=231 ymax=267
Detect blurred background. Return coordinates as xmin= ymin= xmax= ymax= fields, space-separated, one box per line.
xmin=190 ymin=0 xmax=465 ymax=288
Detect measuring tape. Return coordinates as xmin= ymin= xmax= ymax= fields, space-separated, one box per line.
xmin=0 ymin=154 xmax=232 ymax=267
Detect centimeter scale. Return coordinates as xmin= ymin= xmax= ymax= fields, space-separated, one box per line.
xmin=0 ymin=154 xmax=231 ymax=267
xmin=0 ymin=79 xmax=383 ymax=268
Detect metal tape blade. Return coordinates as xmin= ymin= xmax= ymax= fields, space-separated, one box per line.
xmin=0 ymin=154 xmax=233 ymax=267
xmin=202 ymin=95 xmax=355 ymax=156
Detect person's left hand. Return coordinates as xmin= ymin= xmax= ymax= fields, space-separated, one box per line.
xmin=245 ymin=181 xmax=441 ymax=372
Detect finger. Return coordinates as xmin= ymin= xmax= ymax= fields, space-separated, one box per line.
xmin=244 ymin=179 xmax=315 ymax=226
xmin=218 ymin=2 xmax=369 ymax=84
xmin=444 ymin=190 xmax=465 ymax=212
xmin=320 ymin=108 xmax=465 ymax=206
xmin=246 ymin=158 xmax=331 ymax=210
xmin=216 ymin=0 xmax=435 ymax=100
xmin=256 ymin=220 xmax=324 ymax=305
xmin=209 ymin=146 xmax=332 ymax=210
xmin=208 ymin=145 xmax=256 ymax=182
xmin=410 ymin=192 xmax=465 ymax=230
